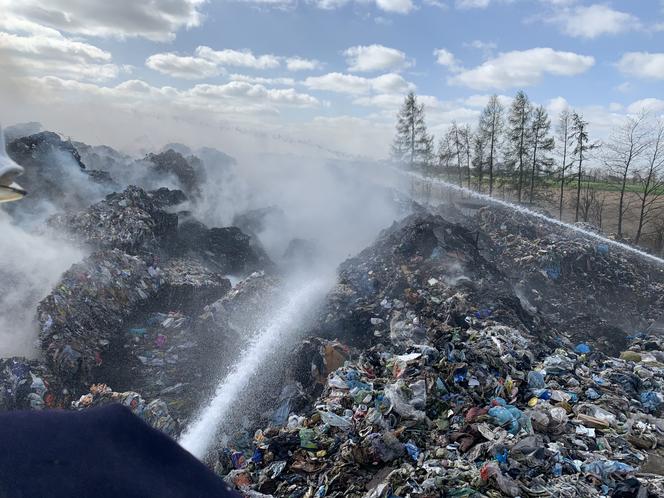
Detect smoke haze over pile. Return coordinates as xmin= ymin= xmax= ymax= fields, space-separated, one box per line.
xmin=0 ymin=212 xmax=84 ymax=357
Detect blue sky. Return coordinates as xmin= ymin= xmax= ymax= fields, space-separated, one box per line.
xmin=1 ymin=0 xmax=663 ymax=159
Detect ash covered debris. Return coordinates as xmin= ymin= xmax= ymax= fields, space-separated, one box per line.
xmin=476 ymin=205 xmax=664 ymax=355
xmin=173 ymin=218 xmax=273 ymax=275
xmin=47 ymin=186 xmax=179 ymax=254
xmin=47 ymin=185 xmax=272 ymax=275
xmin=5 ymin=131 xmax=115 ymax=216
xmin=145 ymin=149 xmax=204 ymax=198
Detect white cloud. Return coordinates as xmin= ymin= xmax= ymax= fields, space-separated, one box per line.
xmin=4 ymin=0 xmax=205 ymax=42
xmin=550 ymin=4 xmax=641 ymax=39
xmin=344 ymin=45 xmax=410 ymax=73
xmin=449 ymin=47 xmax=595 ymax=90
xmin=617 ymin=52 xmax=664 ymax=80
xmin=146 ymin=48 xmax=326 ymax=78
xmin=146 ymin=52 xmax=222 ymax=79
xmin=194 ymin=46 xmax=281 ymax=69
xmin=433 ymin=48 xmax=460 ymax=71
xmin=456 ymin=0 xmax=490 ymax=8
xmin=303 ymin=72 xmax=413 ymax=95
xmin=546 ymin=96 xmax=570 ymax=117
xmin=464 ymin=40 xmax=497 ymax=51
xmin=375 ymin=0 xmax=414 ymax=13
xmin=0 ymin=17 xmax=119 ymax=81
xmin=463 ymin=94 xmax=512 ymax=107
xmin=28 ymin=76 xmax=321 ymax=113
xmin=285 ymin=57 xmax=322 ymax=71
xmin=229 ymin=74 xmax=296 ymax=85
xmin=627 ymin=98 xmax=664 ymax=115
xmin=310 ymin=0 xmax=413 ymax=13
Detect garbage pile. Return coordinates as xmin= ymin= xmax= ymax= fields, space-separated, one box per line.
xmin=36 ymin=249 xmax=231 ymax=400
xmin=211 ymin=213 xmax=664 ymax=498
xmin=5 ymin=131 xmax=114 ymax=216
xmin=145 ymin=149 xmax=203 ymax=198
xmin=72 ymin=383 xmax=178 ymax=436
xmin=476 ymin=206 xmax=664 ymax=354
xmin=173 ymin=218 xmax=273 ymax=275
xmin=47 ymin=186 xmax=179 ymax=254
xmin=0 ymin=357 xmax=56 ymax=411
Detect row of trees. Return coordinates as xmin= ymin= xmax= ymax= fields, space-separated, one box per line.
xmin=391 ymin=91 xmax=664 ymax=245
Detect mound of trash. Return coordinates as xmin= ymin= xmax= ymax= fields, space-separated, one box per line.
xmin=477 ymin=206 xmax=664 ymax=354
xmin=211 ymin=213 xmax=664 ymax=498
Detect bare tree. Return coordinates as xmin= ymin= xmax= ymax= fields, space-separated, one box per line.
xmin=603 ymin=113 xmax=650 ymax=237
xmin=437 ymin=132 xmax=451 ymax=178
xmin=478 ymin=95 xmax=505 ymax=196
xmin=449 ymin=123 xmax=464 ymax=187
xmin=635 ymin=120 xmax=664 ymax=244
xmin=591 ymin=191 xmax=607 ymax=229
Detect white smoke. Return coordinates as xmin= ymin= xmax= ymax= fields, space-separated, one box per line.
xmin=0 ymin=211 xmax=84 ymax=357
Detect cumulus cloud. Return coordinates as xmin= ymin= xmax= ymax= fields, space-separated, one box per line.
xmin=433 ymin=48 xmax=460 ymax=71
xmin=549 ymin=4 xmax=641 ymax=39
xmin=456 ymin=0 xmax=490 ymax=8
xmin=375 ymin=0 xmax=414 ymax=14
xmin=627 ymin=98 xmax=664 ymax=115
xmin=195 ymin=47 xmax=281 ymax=69
xmin=310 ymin=0 xmax=413 ymax=13
xmin=4 ymin=0 xmax=205 ymax=42
xmin=344 ymin=44 xmax=410 ymax=73
xmin=145 ymin=48 xmax=324 ymax=78
xmin=146 ymin=52 xmax=222 ymax=79
xmin=303 ymin=72 xmax=413 ymax=95
xmin=229 ymin=74 xmax=296 ymax=85
xmin=27 ymin=76 xmax=321 ymax=117
xmin=449 ymin=47 xmax=595 ymax=90
xmin=617 ymin=52 xmax=664 ymax=80
xmin=0 ymin=17 xmax=119 ymax=82
xmin=285 ymin=57 xmax=322 ymax=71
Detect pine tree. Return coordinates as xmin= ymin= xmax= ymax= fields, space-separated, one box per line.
xmin=556 ymin=109 xmax=573 ymax=220
xmin=478 ymin=95 xmax=504 ymax=196
xmin=528 ymin=105 xmax=554 ymax=204
xmin=449 ymin=123 xmax=465 ymax=187
xmin=392 ymin=92 xmax=431 ymax=170
xmin=460 ymin=124 xmax=472 ymax=188
xmin=571 ymin=112 xmax=591 ymax=223
xmin=506 ymin=91 xmax=532 ymax=203
xmin=472 ymin=129 xmax=487 ymax=192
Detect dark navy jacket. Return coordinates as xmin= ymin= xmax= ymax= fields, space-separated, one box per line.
xmin=0 ymin=404 xmax=239 ymax=498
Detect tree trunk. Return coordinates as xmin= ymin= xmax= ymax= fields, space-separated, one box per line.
xmin=559 ymin=136 xmax=567 ymax=220
xmin=529 ymin=130 xmax=539 ymax=204
xmin=575 ymin=152 xmax=583 ymax=223
xmin=618 ymin=170 xmax=628 ymax=237
xmin=489 ymin=113 xmax=496 ymax=196
xmin=517 ymin=113 xmax=526 ymax=203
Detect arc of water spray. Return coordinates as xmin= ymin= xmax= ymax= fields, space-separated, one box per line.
xmin=404 ymin=169 xmax=664 ymax=266
xmin=179 ymin=278 xmax=328 ymax=460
